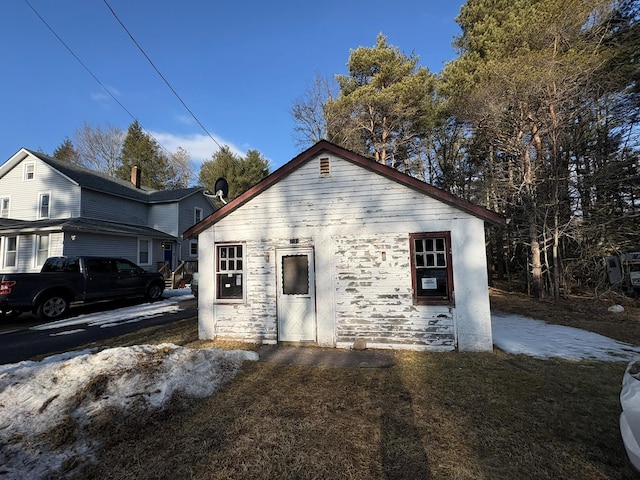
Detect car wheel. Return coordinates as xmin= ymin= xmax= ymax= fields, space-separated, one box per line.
xmin=146 ymin=283 xmax=164 ymax=301
xmin=36 ymin=294 xmax=69 ymax=320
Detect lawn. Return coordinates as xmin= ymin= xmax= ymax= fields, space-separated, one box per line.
xmin=70 ymin=288 xmax=640 ymax=480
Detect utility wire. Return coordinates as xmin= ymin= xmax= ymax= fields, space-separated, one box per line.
xmin=102 ymin=0 xmax=223 ymax=150
xmin=24 ymin=0 xmax=138 ymax=124
xmin=23 ymin=0 xmax=176 ymax=158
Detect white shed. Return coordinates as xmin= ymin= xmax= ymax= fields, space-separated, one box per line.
xmin=184 ymin=141 xmax=504 ymax=352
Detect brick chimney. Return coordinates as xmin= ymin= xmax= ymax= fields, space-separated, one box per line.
xmin=131 ymin=166 xmax=141 ymax=189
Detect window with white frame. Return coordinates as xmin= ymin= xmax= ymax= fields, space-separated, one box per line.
xmin=189 ymin=240 xmax=198 ymax=257
xmin=216 ymin=244 xmax=244 ymax=300
xmin=24 ymin=162 xmax=35 ymax=181
xmin=410 ymin=232 xmax=454 ymax=305
xmin=0 ymin=197 xmax=9 ymax=218
xmin=38 ymin=193 xmax=50 ymax=219
xmin=3 ymin=236 xmax=17 ymax=268
xmin=35 ymin=234 xmax=49 ymax=267
xmin=138 ymin=238 xmax=151 ymax=265
xmin=194 ymin=207 xmax=203 ymax=224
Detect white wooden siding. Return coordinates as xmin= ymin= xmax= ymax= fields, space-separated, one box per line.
xmin=0 ymin=158 xmax=80 ymax=220
xmin=0 ymin=232 xmax=64 ymax=273
xmin=199 ymin=153 xmax=494 ymax=352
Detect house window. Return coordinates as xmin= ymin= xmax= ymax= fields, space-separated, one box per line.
xmin=35 ymin=234 xmax=49 ymax=267
xmin=138 ymin=239 xmax=151 ymax=265
xmin=38 ymin=193 xmax=51 ymax=219
xmin=189 ymin=240 xmax=198 ymax=257
xmin=0 ymin=197 xmax=9 ymax=218
xmin=24 ymin=162 xmax=35 ymax=181
xmin=410 ymin=232 xmax=454 ymax=305
xmin=3 ymin=236 xmax=17 ymax=268
xmin=194 ymin=207 xmax=203 ymax=224
xmin=216 ymin=244 xmax=244 ymax=300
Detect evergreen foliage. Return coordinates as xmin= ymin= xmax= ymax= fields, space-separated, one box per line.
xmin=291 ymin=1 xmax=639 ymax=298
xmin=116 ymin=120 xmax=174 ymax=190
xmin=52 ymin=137 xmax=80 ymax=164
xmin=198 ymin=146 xmax=270 ymax=202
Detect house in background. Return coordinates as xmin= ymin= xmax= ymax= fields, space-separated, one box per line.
xmin=0 ymin=148 xmax=216 ymax=284
xmin=184 ymin=141 xmax=504 ymax=352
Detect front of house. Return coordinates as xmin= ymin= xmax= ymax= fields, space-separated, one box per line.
xmin=0 ymin=149 xmax=215 ymax=276
xmin=184 ymin=141 xmax=503 ymax=352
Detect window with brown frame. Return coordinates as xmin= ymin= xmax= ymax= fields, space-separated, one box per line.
xmin=216 ymin=244 xmax=244 ymax=299
xmin=410 ymin=232 xmax=454 ymax=305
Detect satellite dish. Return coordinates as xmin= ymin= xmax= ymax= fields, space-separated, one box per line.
xmin=214 ymin=177 xmax=229 ymax=204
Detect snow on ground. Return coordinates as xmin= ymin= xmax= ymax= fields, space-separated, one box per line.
xmin=1 ymin=302 xmax=639 ymax=479
xmin=31 ymin=287 xmax=195 ymax=332
xmin=492 ymin=311 xmax=640 ymax=361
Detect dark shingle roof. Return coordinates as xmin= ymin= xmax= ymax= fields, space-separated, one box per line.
xmin=27 ymin=150 xmax=204 ymax=203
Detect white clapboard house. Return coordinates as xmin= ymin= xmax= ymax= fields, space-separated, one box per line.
xmin=0 ymin=148 xmax=215 ymax=283
xmin=184 ymin=141 xmax=503 ymax=352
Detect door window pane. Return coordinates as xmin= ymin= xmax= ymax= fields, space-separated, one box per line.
xmin=282 ymin=255 xmax=309 ymax=295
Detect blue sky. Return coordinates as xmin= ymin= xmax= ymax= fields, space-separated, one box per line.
xmin=1 ymin=1 xmax=465 ymax=172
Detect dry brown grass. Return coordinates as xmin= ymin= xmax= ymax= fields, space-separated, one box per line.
xmin=66 ymin=288 xmax=640 ymax=480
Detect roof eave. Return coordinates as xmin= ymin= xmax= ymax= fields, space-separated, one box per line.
xmin=183 ymin=141 xmax=505 ymax=238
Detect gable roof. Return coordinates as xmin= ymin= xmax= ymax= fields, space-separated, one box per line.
xmin=0 ymin=148 xmax=208 ymax=204
xmin=184 ymin=140 xmax=504 ymax=239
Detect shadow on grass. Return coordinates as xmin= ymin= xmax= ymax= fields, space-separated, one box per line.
xmin=372 ymin=371 xmax=431 ymax=479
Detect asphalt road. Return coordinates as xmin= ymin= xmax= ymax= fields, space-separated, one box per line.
xmin=0 ymin=296 xmax=197 ymax=365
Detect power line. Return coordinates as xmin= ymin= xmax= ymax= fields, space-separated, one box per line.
xmin=24 ymin=0 xmax=139 ymax=124
xmin=102 ymin=0 xmax=223 ymax=151
xmin=23 ymin=0 xmax=181 ymax=159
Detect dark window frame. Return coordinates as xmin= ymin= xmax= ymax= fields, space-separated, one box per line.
xmin=410 ymin=232 xmax=454 ymax=305
xmin=216 ymin=243 xmax=244 ymax=300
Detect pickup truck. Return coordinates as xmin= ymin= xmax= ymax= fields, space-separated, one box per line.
xmin=0 ymin=256 xmax=166 ymax=320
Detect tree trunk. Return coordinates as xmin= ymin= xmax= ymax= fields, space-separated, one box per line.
xmin=529 ymin=219 xmax=543 ymax=299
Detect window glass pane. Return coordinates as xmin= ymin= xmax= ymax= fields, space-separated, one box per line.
xmin=220 ymin=260 xmax=227 ymax=270
xmin=40 ymin=194 xmax=50 ymax=218
xmin=220 ymin=248 xmax=227 ymax=259
xmin=139 ymin=240 xmax=149 ymax=264
xmin=228 ymin=260 xmax=235 ymax=270
xmin=1 ymin=198 xmax=9 ymax=218
xmin=426 ymin=254 xmax=434 ymax=267
xmin=415 ymin=269 xmax=448 ymax=297
xmin=5 ymin=237 xmax=17 ymax=267
xmin=415 ymin=255 xmax=424 ymax=267
xmin=236 ymin=245 xmax=242 ymax=257
xmin=436 ymin=238 xmax=445 ymax=251
xmin=282 ymin=255 xmax=309 ymax=295
xmin=414 ymin=239 xmax=423 ymax=253
xmin=217 ymin=273 xmax=243 ymax=298
xmin=437 ymin=253 xmax=446 ymax=266
xmin=37 ymin=234 xmax=49 ymax=266
xmin=237 ymin=259 xmax=242 ymax=270
xmin=426 ymin=239 xmax=434 ymax=251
